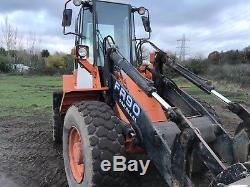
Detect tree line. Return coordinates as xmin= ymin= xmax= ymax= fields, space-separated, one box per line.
xmin=184 ymin=46 xmax=250 ymax=75
xmin=183 ymin=46 xmax=250 ymax=86
xmin=0 ymin=17 xmax=74 ymax=74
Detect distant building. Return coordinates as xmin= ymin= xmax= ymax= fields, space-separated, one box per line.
xmin=12 ymin=64 xmax=30 ymax=73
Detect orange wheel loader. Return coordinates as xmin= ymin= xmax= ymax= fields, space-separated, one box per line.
xmin=52 ymin=0 xmax=250 ymax=186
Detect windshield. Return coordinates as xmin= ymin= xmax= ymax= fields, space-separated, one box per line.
xmin=95 ymin=1 xmax=131 ymax=66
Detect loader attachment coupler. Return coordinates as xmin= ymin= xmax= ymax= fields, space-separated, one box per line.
xmin=106 ymin=48 xmax=250 ymax=186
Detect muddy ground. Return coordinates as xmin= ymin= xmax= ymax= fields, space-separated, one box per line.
xmin=0 ymin=109 xmax=67 ymax=187
xmin=0 ymin=103 xmax=248 ymax=187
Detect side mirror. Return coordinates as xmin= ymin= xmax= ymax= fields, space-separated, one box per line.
xmin=142 ymin=16 xmax=152 ymax=33
xmin=62 ymin=9 xmax=73 ymax=27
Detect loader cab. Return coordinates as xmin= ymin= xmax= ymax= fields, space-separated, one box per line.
xmin=81 ymin=1 xmax=132 ymax=67
xmin=63 ymin=0 xmax=151 ymax=67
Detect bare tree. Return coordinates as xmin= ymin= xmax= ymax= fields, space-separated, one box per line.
xmin=1 ymin=16 xmax=44 ymax=70
xmin=0 ymin=35 xmax=3 ymax=48
xmin=25 ymin=32 xmax=42 ymax=68
xmin=17 ymin=33 xmax=24 ymax=50
xmin=1 ymin=17 xmax=18 ymax=51
xmin=15 ymin=34 xmax=27 ymax=65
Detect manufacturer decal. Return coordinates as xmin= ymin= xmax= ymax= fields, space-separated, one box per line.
xmin=114 ymin=81 xmax=141 ymax=122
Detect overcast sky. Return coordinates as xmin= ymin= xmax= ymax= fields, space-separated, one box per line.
xmin=0 ymin=0 xmax=250 ymax=58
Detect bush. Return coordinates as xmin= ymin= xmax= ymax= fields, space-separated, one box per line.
xmin=184 ymin=58 xmax=208 ymax=75
xmin=63 ymin=54 xmax=74 ymax=74
xmin=208 ymin=64 xmax=250 ymax=86
xmin=41 ymin=54 xmax=74 ymax=75
xmin=0 ymin=55 xmax=10 ymax=73
xmin=0 ymin=47 xmax=7 ymax=56
xmin=45 ymin=55 xmax=65 ymax=69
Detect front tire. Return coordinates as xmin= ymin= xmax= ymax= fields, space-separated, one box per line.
xmin=63 ymin=101 xmax=126 ymax=187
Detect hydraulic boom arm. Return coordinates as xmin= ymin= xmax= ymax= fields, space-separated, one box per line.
xmin=159 ymin=52 xmax=250 ymax=125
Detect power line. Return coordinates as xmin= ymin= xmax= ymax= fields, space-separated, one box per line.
xmin=177 ymin=34 xmax=189 ymax=62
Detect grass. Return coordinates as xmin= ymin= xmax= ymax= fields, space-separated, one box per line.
xmin=173 ymin=77 xmax=250 ymax=106
xmin=0 ymin=74 xmax=61 ymax=117
xmin=0 ymin=74 xmax=249 ymax=117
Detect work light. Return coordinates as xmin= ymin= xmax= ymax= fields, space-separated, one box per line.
xmin=77 ymin=45 xmax=89 ymax=58
xmin=138 ymin=7 xmax=146 ymax=15
xmin=73 ymin=0 xmax=82 ymax=6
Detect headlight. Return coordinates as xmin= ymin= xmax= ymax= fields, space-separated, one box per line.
xmin=77 ymin=45 xmax=89 ymax=58
xmin=73 ymin=0 xmax=82 ymax=6
xmin=138 ymin=7 xmax=146 ymax=15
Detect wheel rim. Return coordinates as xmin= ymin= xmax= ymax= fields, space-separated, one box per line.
xmin=68 ymin=127 xmax=84 ymax=183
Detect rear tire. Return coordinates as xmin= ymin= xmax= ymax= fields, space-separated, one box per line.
xmin=63 ymin=101 xmax=128 ymax=187
xmin=52 ymin=91 xmax=64 ymax=144
xmin=53 ymin=109 xmax=64 ymax=144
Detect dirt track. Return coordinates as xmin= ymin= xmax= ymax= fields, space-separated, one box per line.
xmin=0 ymin=104 xmax=247 ymax=187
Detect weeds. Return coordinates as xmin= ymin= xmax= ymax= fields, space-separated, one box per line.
xmin=207 ymin=64 xmax=250 ymax=86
